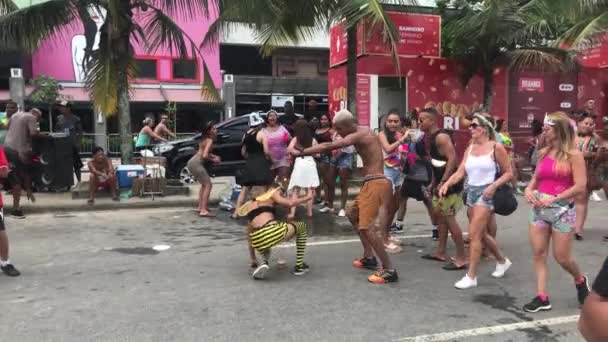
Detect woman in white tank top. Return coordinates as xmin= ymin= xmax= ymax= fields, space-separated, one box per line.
xmin=439 ymin=114 xmax=513 ymax=290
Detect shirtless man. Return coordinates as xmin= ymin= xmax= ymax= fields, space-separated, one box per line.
xmin=154 ymin=114 xmax=176 ymax=142
xmin=87 ymin=146 xmax=118 ymax=204
xmin=292 ymin=110 xmax=397 ymax=284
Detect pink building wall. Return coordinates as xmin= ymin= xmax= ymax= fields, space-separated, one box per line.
xmin=31 ymin=9 xmax=221 ymax=88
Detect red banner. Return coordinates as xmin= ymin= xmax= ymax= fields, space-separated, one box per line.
xmin=356 ymin=75 xmax=371 ymax=126
xmin=509 ymin=71 xmax=577 ymax=132
xmin=578 ymin=34 xmax=608 ymax=68
xmin=329 ymin=22 xmax=365 ymax=67
xmin=363 ymin=12 xmax=441 ymax=58
xmin=328 ymin=67 xmax=347 ymax=116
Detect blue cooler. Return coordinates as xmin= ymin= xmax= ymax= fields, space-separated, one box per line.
xmin=116 ymin=165 xmax=145 ymax=188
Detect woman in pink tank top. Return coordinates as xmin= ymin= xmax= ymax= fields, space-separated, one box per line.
xmin=522 ymin=111 xmax=590 ymax=313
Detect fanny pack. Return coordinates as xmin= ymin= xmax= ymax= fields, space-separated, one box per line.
xmin=534 ymin=191 xmax=574 ymax=223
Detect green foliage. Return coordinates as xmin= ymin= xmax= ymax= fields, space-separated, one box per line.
xmin=28 ymin=74 xmax=60 ymax=106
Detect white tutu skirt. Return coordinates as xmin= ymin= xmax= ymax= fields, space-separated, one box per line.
xmin=288 ymin=156 xmax=320 ymax=190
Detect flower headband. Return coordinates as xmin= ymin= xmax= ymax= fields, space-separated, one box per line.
xmin=472 ymin=113 xmax=497 ymax=139
xmin=543 ymin=114 xmax=556 ymax=126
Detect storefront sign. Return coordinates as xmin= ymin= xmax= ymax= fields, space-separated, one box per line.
xmin=518 ymin=78 xmax=544 ymax=92
xmin=362 ymin=12 xmax=441 ymax=58
xmin=356 ymin=75 xmax=371 ymax=126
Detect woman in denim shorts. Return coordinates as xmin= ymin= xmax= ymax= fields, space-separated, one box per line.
xmin=440 ymin=114 xmax=513 ymax=290
xmin=328 ymin=133 xmax=355 ymax=217
xmin=522 ymin=112 xmax=590 ymax=313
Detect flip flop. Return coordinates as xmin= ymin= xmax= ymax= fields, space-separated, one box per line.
xmin=199 ymin=212 xmax=216 ymax=218
xmin=421 ymin=254 xmax=446 ymax=262
xmin=442 ymin=261 xmax=468 ymax=271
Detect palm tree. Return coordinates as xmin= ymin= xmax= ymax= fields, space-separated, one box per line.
xmin=0 ymin=0 xmax=220 ymax=163
xmin=202 ymin=0 xmax=417 ymax=120
xmin=438 ymin=0 xmax=575 ymax=110
xmin=525 ymin=0 xmax=608 ymax=50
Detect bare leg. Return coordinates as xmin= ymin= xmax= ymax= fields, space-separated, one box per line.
xmin=12 ymin=184 xmax=21 ymax=211
xmin=325 ymin=166 xmax=336 ymax=209
xmin=88 ymin=176 xmax=98 ymax=203
xmin=346 ymin=206 xmax=373 ymax=258
xmin=289 ymin=188 xmax=298 ymax=219
xmin=552 ymin=230 xmax=584 ymax=281
xmin=199 ymin=179 xmax=214 ymax=216
xmin=233 ymin=186 xmax=250 ymax=218
xmin=306 ymin=188 xmax=314 ymax=217
xmin=446 ymin=215 xmax=467 ymax=265
xmin=0 ymin=230 xmax=9 ymax=261
xmin=574 ymin=192 xmax=588 ymax=236
xmin=361 ymin=227 xmax=393 ymax=269
xmin=109 ymin=176 xmax=118 ymax=200
xmin=467 ymin=206 xmax=492 ymax=279
xmin=529 ymin=223 xmax=551 ymax=295
xmin=338 ymin=168 xmax=350 ymax=210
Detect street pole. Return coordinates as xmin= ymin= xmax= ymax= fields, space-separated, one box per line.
xmin=9 ymin=68 xmax=25 ymax=110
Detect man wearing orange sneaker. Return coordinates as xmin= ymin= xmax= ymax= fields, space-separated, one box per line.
xmin=292 ymin=110 xmax=397 ymax=283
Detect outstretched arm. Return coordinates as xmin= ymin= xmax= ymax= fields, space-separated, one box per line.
xmin=298 ymin=131 xmax=360 ymax=156
xmin=271 ymin=190 xmax=313 ymax=208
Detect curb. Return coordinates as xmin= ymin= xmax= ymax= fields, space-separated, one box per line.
xmin=20 ymin=188 xmax=363 ymax=214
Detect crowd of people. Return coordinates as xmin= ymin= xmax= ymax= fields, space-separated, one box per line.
xmin=1 ymin=97 xmax=607 ymax=334
xmin=179 ymin=101 xmax=607 ymax=322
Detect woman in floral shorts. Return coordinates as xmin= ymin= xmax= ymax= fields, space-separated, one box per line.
xmin=523 ymin=112 xmax=590 ymax=313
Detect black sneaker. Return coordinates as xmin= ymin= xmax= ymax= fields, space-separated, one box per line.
xmin=523 ymin=296 xmax=552 ymax=313
xmin=10 ymin=209 xmax=25 ymax=219
xmin=352 ymin=257 xmax=378 ymax=270
xmin=431 ymin=228 xmax=439 ymax=241
xmin=1 ymin=264 xmax=21 ymax=277
xmin=576 ymin=275 xmax=591 ymax=305
xmin=293 ymin=263 xmax=310 ymax=276
xmin=575 ymin=233 xmax=584 ymax=241
xmin=389 ymin=223 xmax=403 ymax=234
xmin=368 ymin=269 xmax=399 ymax=283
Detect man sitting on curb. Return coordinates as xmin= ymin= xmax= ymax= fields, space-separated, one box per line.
xmin=87 ymin=146 xmax=118 ymax=205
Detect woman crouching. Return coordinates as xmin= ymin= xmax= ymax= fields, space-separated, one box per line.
xmin=237 ymin=185 xmax=313 ymax=280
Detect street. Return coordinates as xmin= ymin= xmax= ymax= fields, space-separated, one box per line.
xmin=1 ymin=200 xmax=606 ymax=342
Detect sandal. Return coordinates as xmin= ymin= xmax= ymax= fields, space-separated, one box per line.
xmin=421 ymin=254 xmax=447 ymax=262
xmin=442 ymin=261 xmax=468 ymax=271
xmin=87 ymin=199 xmax=94 ymax=206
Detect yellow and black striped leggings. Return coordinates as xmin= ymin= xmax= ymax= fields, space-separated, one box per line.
xmin=250 ymin=221 xmax=307 ymax=267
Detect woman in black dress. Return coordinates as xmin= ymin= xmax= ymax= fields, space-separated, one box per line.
xmin=232 ymin=113 xmax=273 ymax=219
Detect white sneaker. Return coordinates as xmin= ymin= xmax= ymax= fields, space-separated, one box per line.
xmin=319 ymin=206 xmax=334 ymax=213
xmin=454 ymin=274 xmax=478 ymax=289
xmin=491 ymin=258 xmax=512 ymax=278
xmin=252 ymin=264 xmax=269 ymax=280
xmin=338 ymin=209 xmax=346 ymax=217
xmin=590 ymin=191 xmax=602 ymax=202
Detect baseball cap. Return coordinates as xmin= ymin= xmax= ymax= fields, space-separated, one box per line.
xmin=57 ymin=100 xmax=71 ymax=107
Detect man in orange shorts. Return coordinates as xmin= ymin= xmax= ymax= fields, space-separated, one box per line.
xmin=293 ymin=110 xmax=397 ymax=283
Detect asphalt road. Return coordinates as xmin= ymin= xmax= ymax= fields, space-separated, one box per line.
xmin=1 ymin=200 xmax=607 ymax=342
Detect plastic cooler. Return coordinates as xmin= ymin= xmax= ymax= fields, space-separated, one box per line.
xmin=116 ymin=165 xmax=145 ymax=188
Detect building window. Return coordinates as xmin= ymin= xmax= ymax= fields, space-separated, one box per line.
xmin=135 ymin=59 xmax=157 ymax=79
xmin=172 ymin=60 xmax=197 ymax=80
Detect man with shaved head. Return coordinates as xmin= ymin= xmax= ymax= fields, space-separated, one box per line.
xmin=291 ymin=110 xmax=397 ymax=284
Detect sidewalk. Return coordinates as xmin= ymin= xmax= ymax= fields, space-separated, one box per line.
xmin=5 ymin=177 xmax=362 ymax=214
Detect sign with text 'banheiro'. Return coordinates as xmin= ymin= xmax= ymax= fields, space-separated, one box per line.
xmin=362 ymin=12 xmax=441 ymax=58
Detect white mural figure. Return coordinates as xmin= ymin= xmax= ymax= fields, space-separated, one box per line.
xmin=72 ymin=6 xmax=107 ymax=82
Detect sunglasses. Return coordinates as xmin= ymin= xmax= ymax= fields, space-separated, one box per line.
xmin=469 ymin=123 xmax=480 ymax=130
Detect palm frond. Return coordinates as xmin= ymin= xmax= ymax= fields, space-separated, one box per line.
xmin=201 ymin=61 xmax=221 ymax=103
xmin=507 ymin=47 xmax=578 ymax=72
xmin=561 ymin=11 xmax=608 ymax=50
xmin=141 ymin=6 xmax=199 ymax=59
xmin=0 ymin=0 xmax=17 ymax=15
xmin=0 ymin=0 xmax=77 ymax=51
xmin=149 ymin=0 xmax=214 ymax=20
xmin=200 ymin=16 xmax=221 ymax=52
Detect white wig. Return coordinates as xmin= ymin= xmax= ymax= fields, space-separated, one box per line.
xmin=333 ymin=109 xmax=355 ymax=125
